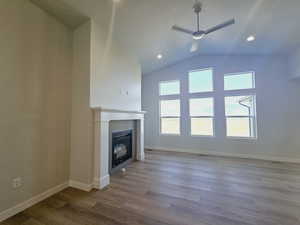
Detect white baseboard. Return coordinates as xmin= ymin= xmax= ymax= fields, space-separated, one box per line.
xmin=100 ymin=175 xmax=110 ymax=189
xmin=0 ymin=177 xmax=113 ymax=223
xmin=0 ymin=182 xmax=68 ymax=223
xmin=93 ymin=175 xmax=110 ymax=189
xmin=68 ymin=180 xmax=93 ymax=192
xmin=1 ymin=145 xmax=298 ymax=223
xmin=69 ymin=176 xmax=110 ymax=192
xmin=145 ymin=146 xmax=300 ymax=164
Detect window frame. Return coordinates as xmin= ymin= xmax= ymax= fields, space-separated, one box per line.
xmin=159 ymin=80 xmax=181 ymax=96
xmin=224 ymin=71 xmax=257 ymax=140
xmin=189 ymin=97 xmax=215 ymax=137
xmin=188 ymin=67 xmax=214 ymax=94
xmin=159 ymin=99 xmax=181 ymax=136
xmin=224 ymin=79 xmax=258 ymax=140
xmin=156 ymin=70 xmax=258 ymax=139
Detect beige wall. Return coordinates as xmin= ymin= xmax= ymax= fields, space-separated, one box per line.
xmin=0 ymin=0 xmax=142 ymax=214
xmin=0 ymin=0 xmax=73 ymax=212
xmin=70 ymin=21 xmax=94 ymax=185
xmin=90 ymin=21 xmax=142 ymax=111
xmin=69 ymin=20 xmax=142 ymax=186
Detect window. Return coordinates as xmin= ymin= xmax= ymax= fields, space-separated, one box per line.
xmin=156 ymin=69 xmax=258 ymax=139
xmin=159 ymin=80 xmax=180 ymax=96
xmin=188 ymin=68 xmax=214 ymax=136
xmin=225 ymin=95 xmax=257 ymax=138
xmin=190 ymin=98 xmax=214 ymax=136
xmin=189 ymin=68 xmax=213 ymax=93
xmin=224 ymin=71 xmax=257 ymax=138
xmin=224 ymin=72 xmax=255 ymax=90
xmin=159 ymin=80 xmax=181 ymax=135
xmin=160 ymin=100 xmax=180 ymax=135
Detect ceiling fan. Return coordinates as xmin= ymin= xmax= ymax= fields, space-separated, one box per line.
xmin=172 ymin=1 xmax=235 ymax=52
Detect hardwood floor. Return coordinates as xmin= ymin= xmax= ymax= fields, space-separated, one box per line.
xmin=2 ymin=150 xmax=300 ymax=225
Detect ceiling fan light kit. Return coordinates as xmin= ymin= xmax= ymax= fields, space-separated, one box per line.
xmin=172 ymin=1 xmax=235 ymax=51
xmin=193 ymin=32 xmax=205 ymax=40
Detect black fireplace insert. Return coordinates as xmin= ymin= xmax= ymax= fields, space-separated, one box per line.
xmin=111 ymin=130 xmax=133 ymax=169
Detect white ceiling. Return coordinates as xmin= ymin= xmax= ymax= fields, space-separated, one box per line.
xmin=34 ymin=0 xmax=300 ymax=74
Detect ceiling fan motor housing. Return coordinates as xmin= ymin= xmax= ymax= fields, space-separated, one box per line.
xmin=193 ymin=1 xmax=202 ymax=14
xmin=193 ymin=31 xmax=205 ymax=40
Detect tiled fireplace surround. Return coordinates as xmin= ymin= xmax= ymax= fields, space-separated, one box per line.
xmin=92 ymin=108 xmax=146 ymax=189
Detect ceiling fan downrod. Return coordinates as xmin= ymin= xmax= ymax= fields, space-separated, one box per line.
xmin=193 ymin=1 xmax=202 ymax=32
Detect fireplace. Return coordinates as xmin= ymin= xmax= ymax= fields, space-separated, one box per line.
xmin=92 ymin=108 xmax=145 ymax=189
xmin=111 ymin=130 xmax=133 ymax=170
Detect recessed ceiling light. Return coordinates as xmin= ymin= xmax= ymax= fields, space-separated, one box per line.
xmin=247 ymin=35 xmax=255 ymax=42
xmin=157 ymin=54 xmax=163 ymax=59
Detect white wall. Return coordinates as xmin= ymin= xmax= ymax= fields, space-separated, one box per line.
xmin=0 ymin=0 xmax=72 ymax=213
xmin=90 ymin=21 xmax=142 ymax=111
xmin=142 ymin=55 xmax=300 ymax=161
xmin=289 ymin=47 xmax=300 ymax=79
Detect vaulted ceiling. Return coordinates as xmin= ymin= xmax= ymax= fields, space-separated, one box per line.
xmin=32 ymin=0 xmax=300 ymax=74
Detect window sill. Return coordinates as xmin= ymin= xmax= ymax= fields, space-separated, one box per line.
xmin=226 ymin=136 xmax=258 ymax=142
xmin=190 ymin=135 xmax=215 ymax=138
xmin=160 ymin=133 xmax=181 ymax=137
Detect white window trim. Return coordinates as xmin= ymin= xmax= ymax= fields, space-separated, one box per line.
xmin=159 ymin=80 xmax=180 ymax=96
xmin=188 ymin=67 xmax=214 ymax=94
xmin=189 ymin=97 xmax=215 ymax=137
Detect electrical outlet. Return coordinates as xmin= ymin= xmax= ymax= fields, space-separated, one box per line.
xmin=12 ymin=177 xmax=22 ymax=189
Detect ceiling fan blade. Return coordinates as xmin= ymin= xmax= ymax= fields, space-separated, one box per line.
xmin=172 ymin=25 xmax=194 ymax=35
xmin=190 ymin=41 xmax=199 ymax=52
xmin=204 ymin=19 xmax=235 ymax=34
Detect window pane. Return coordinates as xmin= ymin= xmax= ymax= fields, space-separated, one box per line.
xmin=226 ymin=117 xmax=250 ymax=137
xmin=225 ymin=96 xmax=255 ymax=116
xmin=161 ymin=118 xmax=180 ymax=134
xmin=191 ymin=118 xmax=214 ymax=136
xmin=160 ymin=100 xmax=180 ymax=117
xmin=190 ymin=98 xmax=214 ymax=116
xmin=189 ymin=69 xmax=213 ymax=93
xmin=224 ymin=72 xmax=254 ymax=90
xmin=159 ymin=81 xmax=180 ymax=96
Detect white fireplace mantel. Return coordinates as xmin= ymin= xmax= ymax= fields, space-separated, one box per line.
xmin=92 ymin=107 xmax=146 ymax=189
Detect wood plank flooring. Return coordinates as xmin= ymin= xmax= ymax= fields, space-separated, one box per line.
xmin=2 ymin=150 xmax=300 ymax=225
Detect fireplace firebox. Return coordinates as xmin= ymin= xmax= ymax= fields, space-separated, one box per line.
xmin=111 ymin=130 xmax=133 ymax=169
